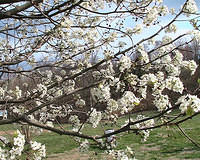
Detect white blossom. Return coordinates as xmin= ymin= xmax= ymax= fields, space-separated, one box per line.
xmin=183 ymin=0 xmax=198 ymax=14
xmin=143 ymin=7 xmax=159 ymax=25
xmin=165 ymin=76 xmax=184 ymax=93
xmin=8 ymin=130 xmax=26 ymax=159
xmin=162 ymin=36 xmax=172 ymax=44
xmin=192 ymin=30 xmax=200 ymax=42
xmin=182 ymin=60 xmax=198 ymax=75
xmin=170 ymin=8 xmax=176 ymax=14
xmin=88 ymin=108 xmax=102 ymax=128
xmin=138 ymin=86 xmax=147 ymax=99
xmin=165 ymin=64 xmax=180 ymax=76
xmin=119 ymin=55 xmax=132 ymax=72
xmin=125 ymin=74 xmax=138 ymax=86
xmin=79 ymin=140 xmax=89 ymax=152
xmin=176 ymin=94 xmax=200 ymax=113
xmin=75 ymin=99 xmax=86 ymax=108
xmin=133 ymin=24 xmax=143 ymax=34
xmin=107 ymin=99 xmax=119 ymax=112
xmin=118 ymin=91 xmax=140 ymax=114
xmin=61 ymin=17 xmax=72 ymax=28
xmin=91 ymin=84 xmax=110 ymax=102
xmin=173 ymin=50 xmax=183 ymax=65
xmin=0 ymin=87 xmax=5 ymax=97
xmin=30 ymin=141 xmax=46 ymax=160
xmin=46 ymin=121 xmax=54 ymax=128
xmin=158 ymin=5 xmax=169 ymax=15
xmin=156 ymin=71 xmax=165 ymax=81
xmin=37 ymin=84 xmax=47 ymax=98
xmin=137 ymin=44 xmax=149 ymax=64
xmin=15 ymin=86 xmax=22 ymax=99
xmin=69 ymin=115 xmax=81 ymax=130
xmin=134 ymin=115 xmax=154 ymax=141
xmin=153 ymin=94 xmax=171 ymax=112
xmin=165 ymin=24 xmax=177 ymax=33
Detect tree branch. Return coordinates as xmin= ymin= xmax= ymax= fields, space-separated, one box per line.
xmin=22 ymin=116 xmax=95 ymax=140
xmin=0 ymin=0 xmax=29 ymax=5
xmin=176 ymin=124 xmax=200 ymax=148
xmin=0 ymin=0 xmax=43 ymax=19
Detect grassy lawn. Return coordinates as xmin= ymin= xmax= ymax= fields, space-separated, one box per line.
xmin=1 ymin=111 xmax=200 ymax=159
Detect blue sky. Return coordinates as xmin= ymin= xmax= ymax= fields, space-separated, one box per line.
xmin=21 ymin=0 xmax=200 ymax=66
xmin=120 ymin=0 xmax=200 ymax=44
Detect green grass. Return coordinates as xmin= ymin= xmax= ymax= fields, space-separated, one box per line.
xmin=35 ymin=132 xmax=79 ymax=155
xmin=1 ymin=111 xmax=200 ymax=159
xmin=0 ymin=123 xmax=20 ymax=131
xmin=117 ymin=112 xmax=200 ymax=159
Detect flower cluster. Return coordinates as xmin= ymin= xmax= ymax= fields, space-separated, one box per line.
xmin=108 ymin=147 xmax=137 ymax=160
xmin=176 ymin=94 xmax=200 ymax=114
xmin=183 ymin=0 xmax=198 ymax=14
xmin=69 ymin=115 xmax=81 ymax=131
xmin=88 ymin=108 xmax=102 ymax=128
xmin=79 ymin=140 xmax=89 ymax=152
xmin=37 ymin=84 xmax=47 ymax=98
xmin=165 ymin=64 xmax=180 ymax=76
xmin=182 ymin=60 xmax=198 ymax=75
xmin=173 ymin=50 xmax=184 ymax=65
xmin=9 ymin=130 xmax=26 ymax=159
xmin=119 ymin=55 xmax=132 ymax=72
xmin=91 ymin=84 xmax=111 ymax=102
xmin=125 ymin=74 xmax=138 ymax=87
xmin=0 ymin=87 xmax=5 ymax=97
xmin=133 ymin=24 xmax=143 ymax=34
xmin=143 ymin=7 xmax=159 ymax=25
xmin=137 ymin=44 xmax=149 ymax=64
xmin=14 ymin=86 xmax=22 ymax=99
xmin=107 ymin=99 xmax=119 ymax=113
xmin=165 ymin=24 xmax=177 ymax=33
xmin=30 ymin=141 xmax=46 ymax=160
xmin=134 ymin=115 xmax=155 ymax=141
xmin=165 ymin=76 xmax=184 ymax=94
xmin=153 ymin=94 xmax=171 ymax=112
xmin=118 ymin=91 xmax=140 ymax=114
xmin=75 ymin=99 xmax=86 ymax=108
xmin=140 ymin=73 xmax=157 ymax=86
xmin=0 ymin=130 xmax=46 ymax=160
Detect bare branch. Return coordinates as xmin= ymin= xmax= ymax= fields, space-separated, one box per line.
xmin=0 ymin=0 xmax=43 ymax=19
xmin=22 ymin=116 xmax=96 ymax=140
xmin=176 ymin=124 xmax=200 ymax=148
xmin=0 ymin=0 xmax=30 ymax=5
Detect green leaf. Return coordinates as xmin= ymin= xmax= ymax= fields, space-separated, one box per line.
xmin=186 ymin=106 xmax=194 ymax=116
xmin=197 ymin=78 xmax=200 ymax=84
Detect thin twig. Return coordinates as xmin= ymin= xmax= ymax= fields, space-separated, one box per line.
xmin=176 ymin=124 xmax=200 ymax=148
